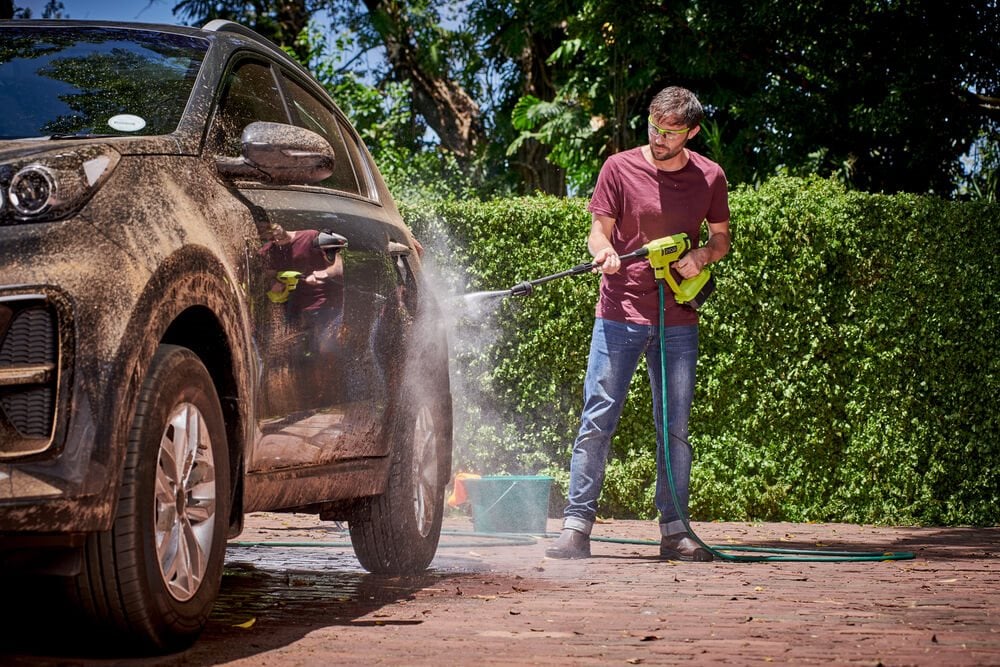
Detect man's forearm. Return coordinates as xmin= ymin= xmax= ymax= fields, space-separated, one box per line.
xmin=699 ymin=231 xmax=731 ymax=265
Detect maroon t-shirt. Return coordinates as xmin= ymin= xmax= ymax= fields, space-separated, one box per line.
xmin=587 ymin=147 xmax=729 ymax=326
xmin=260 ymin=229 xmax=335 ymax=313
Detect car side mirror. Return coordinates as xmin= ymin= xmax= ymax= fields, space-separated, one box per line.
xmin=216 ymin=121 xmax=335 ymax=185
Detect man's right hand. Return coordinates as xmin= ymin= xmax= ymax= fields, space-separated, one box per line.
xmin=593 ymin=246 xmax=621 ymax=274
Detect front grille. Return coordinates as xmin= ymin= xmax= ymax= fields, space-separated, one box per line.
xmin=0 ymin=164 xmax=12 ymax=226
xmin=0 ymin=298 xmax=59 ymax=454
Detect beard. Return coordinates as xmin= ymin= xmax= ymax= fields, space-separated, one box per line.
xmin=650 ymin=141 xmax=686 ymax=162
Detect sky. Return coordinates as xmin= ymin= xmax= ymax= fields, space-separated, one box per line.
xmin=18 ymin=0 xmax=182 ymax=25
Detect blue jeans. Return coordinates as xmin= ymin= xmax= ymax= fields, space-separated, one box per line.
xmin=562 ymin=318 xmax=698 ymax=538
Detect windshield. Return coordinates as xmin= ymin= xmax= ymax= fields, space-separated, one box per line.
xmin=0 ymin=26 xmax=208 ymax=140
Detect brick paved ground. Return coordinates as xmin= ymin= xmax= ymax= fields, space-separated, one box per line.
xmin=3 ymin=513 xmax=998 ymax=666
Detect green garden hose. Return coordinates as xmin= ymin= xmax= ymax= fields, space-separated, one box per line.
xmin=655 ymin=281 xmax=914 ymax=562
xmin=230 ymin=531 xmax=539 ymax=550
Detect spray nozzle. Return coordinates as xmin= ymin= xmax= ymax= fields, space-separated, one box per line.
xmin=508 ymin=281 xmax=534 ymax=297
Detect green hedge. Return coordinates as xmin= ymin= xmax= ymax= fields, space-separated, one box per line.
xmin=403 ymin=176 xmax=999 ymax=526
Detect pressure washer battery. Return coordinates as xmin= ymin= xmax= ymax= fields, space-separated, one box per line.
xmin=268 ymin=270 xmax=303 ymax=303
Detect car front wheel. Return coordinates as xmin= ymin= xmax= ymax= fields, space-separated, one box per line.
xmin=70 ymin=344 xmax=230 ymax=652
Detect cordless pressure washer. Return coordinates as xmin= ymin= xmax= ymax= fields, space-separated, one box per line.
xmin=501 ymin=233 xmax=714 ymax=308
xmin=636 ymin=233 xmax=715 ymax=308
xmin=268 ymin=270 xmax=304 ymax=303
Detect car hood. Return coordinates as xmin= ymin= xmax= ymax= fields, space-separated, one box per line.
xmin=0 ymin=135 xmax=186 ymax=161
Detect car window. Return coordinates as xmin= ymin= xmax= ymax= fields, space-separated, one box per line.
xmin=337 ymin=118 xmax=378 ymax=200
xmin=0 ymin=26 xmax=207 ymax=140
xmin=281 ymin=75 xmax=362 ymax=196
xmin=211 ymin=60 xmax=287 ymax=156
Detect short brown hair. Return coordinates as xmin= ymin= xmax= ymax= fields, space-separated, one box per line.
xmin=649 ymin=86 xmax=704 ymax=128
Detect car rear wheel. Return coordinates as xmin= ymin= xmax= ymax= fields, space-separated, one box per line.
xmin=349 ymin=370 xmax=452 ymax=574
xmin=70 ymin=344 xmax=230 ymax=652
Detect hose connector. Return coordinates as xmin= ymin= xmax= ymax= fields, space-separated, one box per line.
xmin=508 ymin=281 xmax=533 ymax=297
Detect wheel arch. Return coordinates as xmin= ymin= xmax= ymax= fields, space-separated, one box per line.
xmin=101 ymin=246 xmax=254 ymax=536
xmin=160 ymin=304 xmax=247 ymax=536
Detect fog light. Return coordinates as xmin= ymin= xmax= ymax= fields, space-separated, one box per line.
xmin=10 ymin=166 xmax=56 ymax=216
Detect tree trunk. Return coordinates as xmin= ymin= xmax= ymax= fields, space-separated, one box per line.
xmin=274 ymin=0 xmax=310 ymax=61
xmin=509 ymin=24 xmax=567 ymax=195
xmin=362 ymin=0 xmax=483 ymax=160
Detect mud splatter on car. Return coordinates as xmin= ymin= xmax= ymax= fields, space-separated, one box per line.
xmin=0 ymin=19 xmax=452 ymax=654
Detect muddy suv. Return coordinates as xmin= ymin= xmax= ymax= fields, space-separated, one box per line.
xmin=0 ymin=19 xmax=452 ymax=651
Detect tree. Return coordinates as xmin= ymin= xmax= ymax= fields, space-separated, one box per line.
xmin=509 ymin=0 xmax=1000 ymax=196
xmin=164 ymin=0 xmax=1000 ymax=198
xmin=175 ymin=0 xmax=509 ymax=191
xmin=354 ymin=0 xmax=483 ymax=161
xmin=691 ymin=0 xmax=1000 ymax=196
xmin=469 ymin=0 xmax=570 ymax=194
xmin=174 ymin=0 xmax=313 ymax=60
xmin=5 ymin=0 xmax=65 ymax=18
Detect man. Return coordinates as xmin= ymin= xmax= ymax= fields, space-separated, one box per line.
xmin=546 ymin=86 xmax=731 ymax=562
xmin=260 ymin=223 xmax=344 ymax=315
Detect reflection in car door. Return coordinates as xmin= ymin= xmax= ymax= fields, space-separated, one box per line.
xmin=210 ymin=57 xmax=404 ymax=472
xmin=251 ymin=188 xmax=404 ymax=471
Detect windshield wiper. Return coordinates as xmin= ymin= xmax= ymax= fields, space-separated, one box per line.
xmin=48 ymin=133 xmax=118 ymax=140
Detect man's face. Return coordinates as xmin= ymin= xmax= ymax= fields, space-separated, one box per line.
xmin=269 ymin=224 xmax=292 ymax=246
xmin=647 ymin=115 xmax=696 ymax=162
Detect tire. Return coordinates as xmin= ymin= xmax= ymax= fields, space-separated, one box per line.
xmin=350 ymin=367 xmax=452 ymax=574
xmin=70 ymin=344 xmax=230 ymax=652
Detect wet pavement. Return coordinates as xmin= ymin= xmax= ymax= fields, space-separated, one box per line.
xmin=2 ymin=512 xmax=998 ymax=665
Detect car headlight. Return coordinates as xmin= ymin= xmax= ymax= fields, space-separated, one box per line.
xmin=1 ymin=146 xmax=120 ymax=223
xmin=10 ymin=166 xmax=57 ymax=216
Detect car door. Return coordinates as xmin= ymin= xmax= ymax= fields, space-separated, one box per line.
xmin=209 ymin=57 xmax=406 ymax=472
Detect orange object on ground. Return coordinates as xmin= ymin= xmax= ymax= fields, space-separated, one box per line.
xmin=447 ymin=472 xmax=481 ymax=508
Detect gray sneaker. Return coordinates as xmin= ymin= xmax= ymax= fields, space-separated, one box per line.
xmin=545 ymin=528 xmax=591 ymax=559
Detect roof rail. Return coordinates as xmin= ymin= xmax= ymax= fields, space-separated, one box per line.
xmin=200 ymin=19 xmax=314 ymax=80
xmin=201 ymin=19 xmax=261 ymax=40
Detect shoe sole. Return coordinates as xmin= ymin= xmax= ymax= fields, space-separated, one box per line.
xmin=659 ymin=548 xmax=713 ymax=563
xmin=545 ymin=549 xmax=591 ymax=559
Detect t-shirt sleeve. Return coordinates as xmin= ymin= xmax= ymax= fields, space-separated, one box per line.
xmin=706 ymin=166 xmax=730 ymax=224
xmin=587 ymin=157 xmax=620 ymax=219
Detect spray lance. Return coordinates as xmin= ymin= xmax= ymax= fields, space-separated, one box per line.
xmin=500 ymin=233 xmax=715 ymax=308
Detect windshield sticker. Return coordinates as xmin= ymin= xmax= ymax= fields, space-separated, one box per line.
xmin=108 ymin=114 xmax=147 ymax=132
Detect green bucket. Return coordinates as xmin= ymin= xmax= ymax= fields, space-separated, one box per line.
xmin=464 ymin=475 xmax=553 ymax=534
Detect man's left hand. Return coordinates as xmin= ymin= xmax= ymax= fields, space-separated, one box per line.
xmin=673 ymin=248 xmax=708 ymax=279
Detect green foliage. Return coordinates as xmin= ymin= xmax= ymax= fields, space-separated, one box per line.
xmin=158 ymin=0 xmax=1000 ymax=199
xmin=484 ymin=0 xmax=999 ymax=197
xmin=695 ymin=178 xmax=999 ymax=525
xmin=293 ymin=21 xmax=483 ymax=201
xmin=403 ymin=178 xmax=1000 ymax=526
